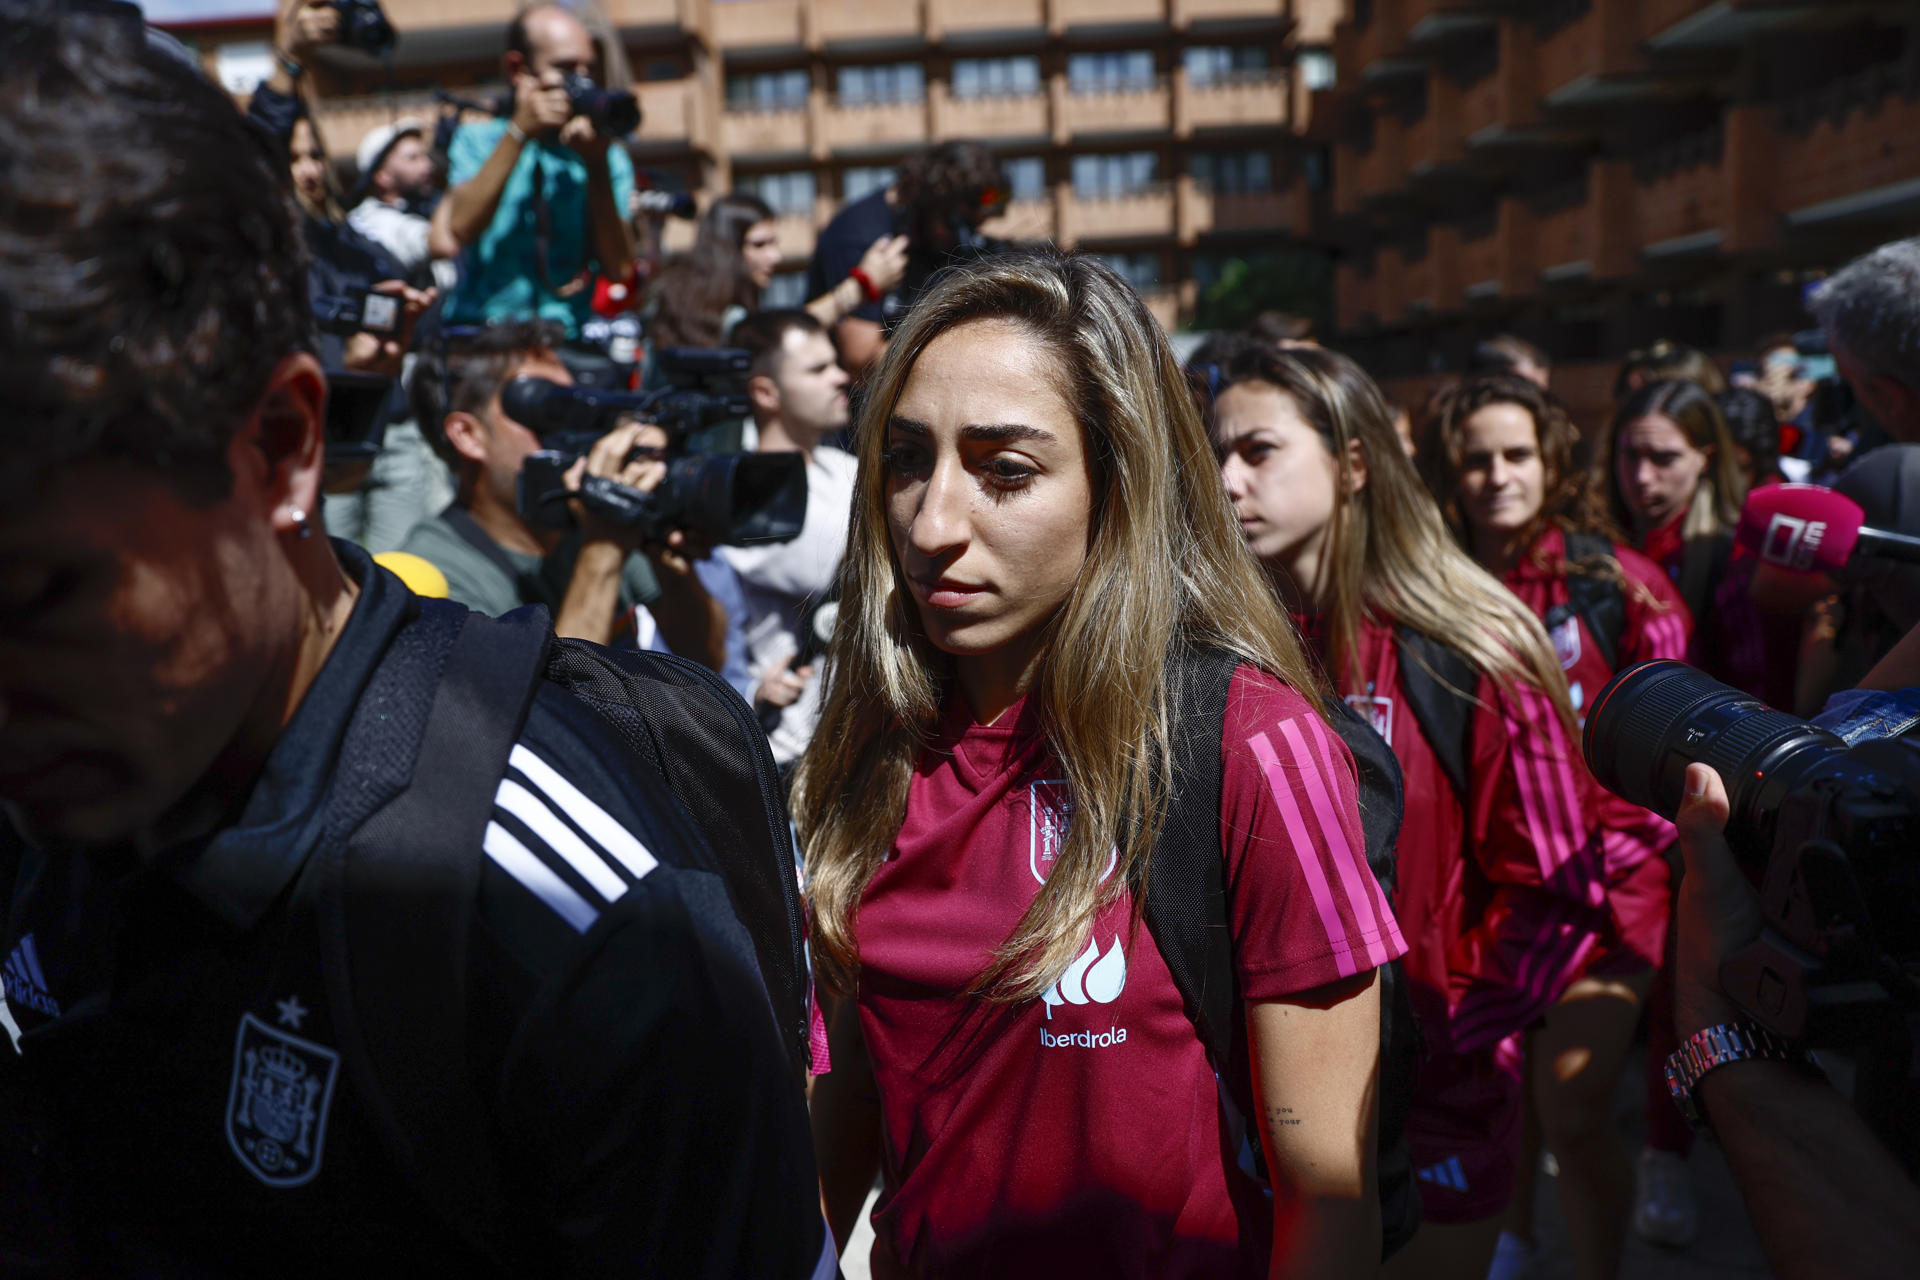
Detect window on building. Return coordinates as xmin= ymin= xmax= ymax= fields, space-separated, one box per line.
xmin=843 ymin=165 xmax=897 ymax=201
xmin=737 ymin=170 xmax=817 ymax=217
xmin=1190 ymin=150 xmax=1273 ymax=194
xmin=1001 ymin=156 xmax=1047 ymax=202
xmin=837 ymin=63 xmax=925 ymax=106
xmin=1297 ymin=48 xmax=1337 ymax=92
xmin=764 ymin=270 xmax=809 ymax=309
xmin=1071 ymin=151 xmax=1158 ymax=199
xmin=1089 ymin=252 xmax=1163 ymax=291
xmin=727 ymin=69 xmax=809 ymax=111
xmin=1183 ymin=46 xmax=1269 ymax=86
xmin=952 ymin=55 xmax=1042 ymax=100
xmin=1068 ymin=51 xmax=1155 ymax=93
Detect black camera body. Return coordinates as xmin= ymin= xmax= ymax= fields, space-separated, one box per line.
xmin=312 ymin=289 xmax=401 ymax=339
xmin=1586 ymin=660 xmax=1920 ymax=1044
xmin=560 ymin=71 xmax=640 ymax=137
xmin=330 ymin=0 xmax=395 ymax=57
xmin=505 ymin=348 xmax=803 ymax=547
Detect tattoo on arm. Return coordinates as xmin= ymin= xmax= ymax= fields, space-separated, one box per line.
xmin=1266 ymin=1105 xmax=1303 ymax=1131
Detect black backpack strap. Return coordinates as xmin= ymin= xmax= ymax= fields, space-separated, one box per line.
xmin=1394 ymin=626 xmax=1477 ymax=802
xmin=1558 ymin=532 xmax=1627 ymax=671
xmin=1143 ymin=647 xmax=1240 ymax=1067
xmin=319 ymin=603 xmax=551 ymax=1269
xmin=1144 ymin=648 xmax=1423 ymax=1260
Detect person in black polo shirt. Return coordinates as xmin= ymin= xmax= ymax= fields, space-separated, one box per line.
xmin=0 ymin=5 xmax=827 ymax=1276
xmin=804 ymin=139 xmax=1005 ymax=376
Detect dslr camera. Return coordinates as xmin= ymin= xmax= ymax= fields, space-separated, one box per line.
xmin=330 ymin=0 xmax=395 ymax=57
xmin=1586 ymin=660 xmax=1920 ymax=1044
xmin=510 ymin=347 xmax=805 ymax=546
xmin=560 ymin=71 xmax=640 ymax=137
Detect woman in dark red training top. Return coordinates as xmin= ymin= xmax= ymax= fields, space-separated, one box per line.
xmin=799 ymin=253 xmax=1403 ymax=1280
xmin=1425 ymin=375 xmax=1693 ymax=1280
xmin=1204 ymin=343 xmax=1606 ymax=1280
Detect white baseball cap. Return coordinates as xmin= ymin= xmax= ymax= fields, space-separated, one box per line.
xmin=356 ymin=117 xmax=427 ymax=181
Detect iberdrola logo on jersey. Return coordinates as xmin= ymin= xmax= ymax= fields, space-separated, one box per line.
xmin=1038 ymin=936 xmax=1129 ymax=1049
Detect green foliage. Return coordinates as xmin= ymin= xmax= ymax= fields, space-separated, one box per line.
xmin=1192 ymin=250 xmax=1333 ymax=334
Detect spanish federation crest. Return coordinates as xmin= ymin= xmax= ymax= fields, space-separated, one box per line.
xmin=226 ymin=1011 xmax=340 ymax=1188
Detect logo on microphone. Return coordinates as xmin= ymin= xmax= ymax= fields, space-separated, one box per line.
xmin=1761 ymin=513 xmax=1827 ymax=571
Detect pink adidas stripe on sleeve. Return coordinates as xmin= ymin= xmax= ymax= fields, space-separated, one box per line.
xmin=1247 ymin=730 xmax=1361 ymax=979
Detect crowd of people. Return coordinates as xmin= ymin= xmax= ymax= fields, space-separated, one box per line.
xmin=4 ymin=1 xmax=1920 ymax=1278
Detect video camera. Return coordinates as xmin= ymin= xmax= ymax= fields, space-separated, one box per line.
xmin=312 ymin=292 xmax=401 ymax=465
xmin=511 ymin=347 xmax=805 ymax=546
xmin=1586 ymin=660 xmax=1920 ymax=1045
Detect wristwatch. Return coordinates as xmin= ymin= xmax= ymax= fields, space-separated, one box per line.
xmin=1666 ymin=1022 xmax=1822 ymax=1134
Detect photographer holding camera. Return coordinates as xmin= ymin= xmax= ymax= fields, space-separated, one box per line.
xmin=400 ymin=321 xmax=734 ymax=672
xmin=430 ymin=4 xmax=635 ymax=377
xmin=803 ymin=139 xmax=1006 ymax=377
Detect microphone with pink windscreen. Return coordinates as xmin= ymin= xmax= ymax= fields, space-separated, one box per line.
xmin=1736 ymin=483 xmax=1920 ymax=576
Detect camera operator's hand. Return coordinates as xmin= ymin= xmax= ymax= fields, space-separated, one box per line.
xmin=562 ymin=421 xmax=667 ymax=553
xmin=558 ymin=112 xmax=612 ymax=161
xmin=275 ymin=0 xmax=339 ymax=62
xmin=755 ymin=652 xmax=813 ymax=713
xmin=1672 ymin=763 xmax=1765 ymax=1038
xmin=855 ymin=234 xmax=911 ymax=296
xmin=510 ymin=69 xmax=575 ymax=143
xmin=340 ymin=280 xmax=436 ymax=379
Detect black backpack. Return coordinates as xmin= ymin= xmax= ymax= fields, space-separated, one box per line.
xmin=314 ymin=596 xmax=812 ymax=1268
xmin=1144 ymin=647 xmax=1422 ymax=1261
xmin=1402 ymin=533 xmax=1625 ymax=801
xmin=1547 ymin=532 xmax=1629 ymax=672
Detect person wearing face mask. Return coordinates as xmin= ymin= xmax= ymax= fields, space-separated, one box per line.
xmin=1204 ymin=342 xmax=1607 ymax=1280
xmin=647 ymin=192 xmax=909 ymax=355
xmin=1423 ymin=376 xmax=1692 ymax=1280
xmin=801 ymin=254 xmax=1401 ymax=1279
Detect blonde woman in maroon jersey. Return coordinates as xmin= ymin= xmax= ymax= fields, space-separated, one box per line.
xmin=799 ymin=253 xmax=1403 ymax=1279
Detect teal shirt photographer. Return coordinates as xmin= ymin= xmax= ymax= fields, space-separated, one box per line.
xmin=443 ymin=119 xmax=634 ymax=339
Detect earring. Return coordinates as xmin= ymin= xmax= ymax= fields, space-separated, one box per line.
xmin=288 ymin=506 xmax=314 ymax=540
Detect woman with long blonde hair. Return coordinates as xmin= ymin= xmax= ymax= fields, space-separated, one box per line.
xmin=1424 ymin=375 xmax=1692 ymax=1279
xmin=1200 ymin=342 xmax=1607 ymax=1279
xmin=799 ymin=253 xmax=1403 ymax=1279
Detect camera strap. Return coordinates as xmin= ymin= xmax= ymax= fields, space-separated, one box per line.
xmin=526 ymin=151 xmax=589 ymax=300
xmin=439 ymin=505 xmax=559 ymax=611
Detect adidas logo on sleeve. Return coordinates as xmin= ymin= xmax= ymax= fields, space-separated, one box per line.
xmin=1416 ymin=1156 xmax=1469 ymax=1193
xmin=2 ymin=933 xmax=60 ymax=1017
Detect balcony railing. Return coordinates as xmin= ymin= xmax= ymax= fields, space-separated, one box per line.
xmin=721 ymin=106 xmax=809 ymax=157
xmin=1183 ymin=186 xmax=1293 ymax=238
xmin=814 ymin=0 xmax=925 ymax=44
xmin=1060 ymin=79 xmax=1172 ymax=135
xmin=927 ymin=0 xmax=1047 ymax=39
xmin=935 ymin=90 xmax=1049 ymax=141
xmin=1776 ymin=89 xmax=1920 ymax=217
xmin=1052 ymin=0 xmax=1168 ymax=30
xmin=821 ymin=96 xmax=928 ymax=150
xmin=1060 ymin=184 xmax=1177 ymax=243
xmin=1184 ymin=71 xmax=1289 ymax=131
xmin=711 ymin=0 xmax=805 ymax=49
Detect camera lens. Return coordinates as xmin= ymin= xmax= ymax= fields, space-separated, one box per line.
xmin=1585 ymin=660 xmax=1845 ymax=855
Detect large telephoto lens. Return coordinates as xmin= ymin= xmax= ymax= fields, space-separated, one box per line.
xmin=1585 ymin=660 xmax=1844 ymax=857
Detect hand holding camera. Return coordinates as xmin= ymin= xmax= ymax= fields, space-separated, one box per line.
xmin=275 ymin=0 xmax=338 ymax=61
xmin=336 ymin=280 xmax=436 ymax=379
xmin=562 ymin=420 xmax=668 ymax=553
